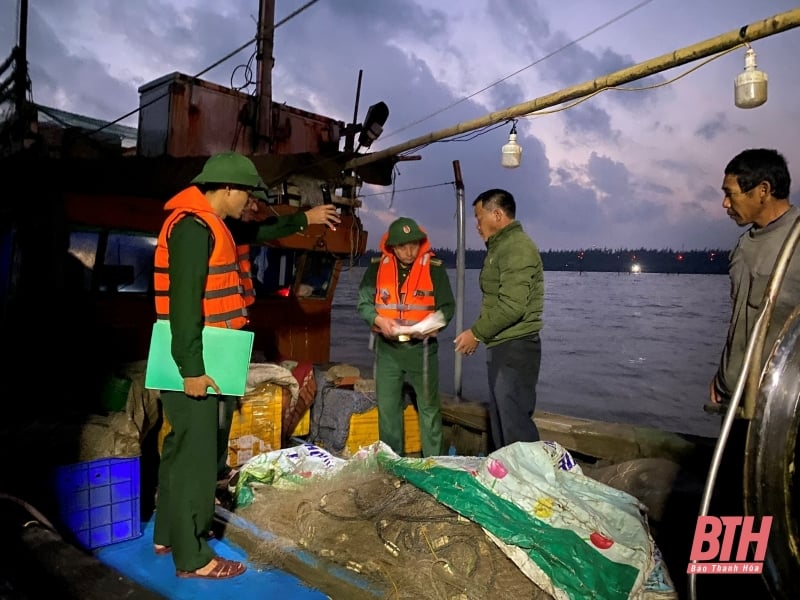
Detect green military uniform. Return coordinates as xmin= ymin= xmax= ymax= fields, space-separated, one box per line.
xmin=357 ymin=219 xmax=455 ymax=457
xmin=156 ymin=212 xmax=313 ymax=568
xmin=154 ymin=216 xmax=220 ymax=572
xmin=154 ymin=152 xmax=292 ymax=574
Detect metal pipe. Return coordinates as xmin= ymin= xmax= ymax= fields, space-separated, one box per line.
xmin=345 ymin=8 xmax=800 ymax=170
xmin=688 ymin=215 xmax=800 ymax=600
xmin=344 ymin=70 xmax=363 ymax=154
xmin=341 ymin=70 xmax=364 ymax=215
xmin=452 ymin=160 xmax=465 ymax=400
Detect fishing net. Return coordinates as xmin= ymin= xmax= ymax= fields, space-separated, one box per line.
xmin=229 ymin=441 xmax=677 ymax=599
xmin=238 ymin=464 xmax=552 ymax=599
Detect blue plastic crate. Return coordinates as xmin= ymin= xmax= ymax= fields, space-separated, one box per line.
xmin=54 ymin=456 xmax=142 ymax=550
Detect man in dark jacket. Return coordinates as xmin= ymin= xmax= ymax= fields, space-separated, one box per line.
xmin=454 ymin=189 xmax=544 ymax=450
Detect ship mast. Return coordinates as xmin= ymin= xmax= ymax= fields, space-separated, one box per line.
xmin=1 ymin=0 xmax=31 ymax=155
xmin=254 ymin=0 xmax=275 ymax=154
xmin=14 ymin=0 xmax=28 ymax=122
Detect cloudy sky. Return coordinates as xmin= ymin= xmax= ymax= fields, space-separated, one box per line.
xmin=3 ymin=0 xmax=800 ymax=251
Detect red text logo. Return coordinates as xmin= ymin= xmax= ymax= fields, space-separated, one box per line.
xmin=686 ymin=515 xmax=772 ymax=574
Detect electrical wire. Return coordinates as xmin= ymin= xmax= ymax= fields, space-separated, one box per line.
xmin=517 ymin=44 xmax=744 ymax=121
xmin=275 ymin=0 xmax=322 ymax=29
xmin=376 ymin=41 xmax=742 ymax=163
xmin=359 ymin=181 xmax=455 ymax=198
xmin=440 ymin=121 xmax=508 ymax=143
xmin=79 ymin=1 xmax=323 ymax=140
xmin=381 ymin=0 xmax=657 ymax=142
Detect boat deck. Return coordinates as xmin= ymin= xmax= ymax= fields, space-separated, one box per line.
xmin=97 ymin=519 xmax=329 ymax=600
xmin=0 ymin=403 xmax=776 ymax=598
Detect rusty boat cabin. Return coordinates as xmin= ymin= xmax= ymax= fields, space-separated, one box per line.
xmin=0 ymin=71 xmax=394 ymax=421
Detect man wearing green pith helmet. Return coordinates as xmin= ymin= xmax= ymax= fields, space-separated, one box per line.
xmin=357 ymin=217 xmax=455 ymax=457
xmin=152 ymin=151 xmax=338 ymax=579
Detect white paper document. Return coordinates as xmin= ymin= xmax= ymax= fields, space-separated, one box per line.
xmin=392 ymin=310 xmax=447 ymax=337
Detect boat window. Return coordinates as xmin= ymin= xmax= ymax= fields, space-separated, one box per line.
xmin=66 ymin=231 xmax=98 ymax=292
xmin=250 ymin=247 xmax=336 ymax=299
xmin=102 ymin=233 xmax=156 ymax=293
xmin=251 ymin=246 xmax=298 ymax=296
xmin=294 ymin=251 xmax=336 ymax=299
xmin=66 ymin=229 xmax=156 ymax=293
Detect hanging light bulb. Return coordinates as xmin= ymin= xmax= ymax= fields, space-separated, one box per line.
xmin=734 ymin=44 xmax=767 ymax=109
xmin=501 ymin=121 xmax=522 ymax=168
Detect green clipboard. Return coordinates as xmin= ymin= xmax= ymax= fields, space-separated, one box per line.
xmin=144 ymin=320 xmax=254 ymax=396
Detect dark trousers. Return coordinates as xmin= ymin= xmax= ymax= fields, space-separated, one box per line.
xmin=486 ymin=334 xmax=541 ymax=450
xmin=375 ymin=336 xmax=442 ymax=457
xmin=153 ymin=390 xmax=217 ymax=572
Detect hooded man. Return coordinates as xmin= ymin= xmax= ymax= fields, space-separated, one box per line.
xmin=357 ymin=217 xmax=455 ymax=457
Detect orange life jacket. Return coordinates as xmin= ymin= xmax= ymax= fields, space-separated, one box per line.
xmin=237 ymin=244 xmax=256 ymax=306
xmin=153 ymin=186 xmax=248 ymax=329
xmin=374 ymin=231 xmax=436 ymax=325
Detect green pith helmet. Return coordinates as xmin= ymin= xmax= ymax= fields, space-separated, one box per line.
xmin=386 ymin=217 xmax=426 ymax=246
xmin=250 ymin=178 xmax=268 ymax=201
xmin=191 ymin=151 xmax=262 ymax=189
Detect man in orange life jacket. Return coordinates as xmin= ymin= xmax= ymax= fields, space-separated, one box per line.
xmin=151 ymin=151 xmax=337 ymax=579
xmin=228 ymin=187 xmax=275 ymax=308
xmin=357 ymin=217 xmax=455 ymax=456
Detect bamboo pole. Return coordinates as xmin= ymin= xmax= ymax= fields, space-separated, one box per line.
xmin=346 ymin=8 xmax=800 ymax=170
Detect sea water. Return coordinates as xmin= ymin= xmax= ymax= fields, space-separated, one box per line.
xmin=331 ymin=268 xmax=730 ymax=438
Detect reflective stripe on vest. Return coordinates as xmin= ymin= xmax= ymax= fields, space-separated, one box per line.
xmin=237 ymin=244 xmax=256 ymax=306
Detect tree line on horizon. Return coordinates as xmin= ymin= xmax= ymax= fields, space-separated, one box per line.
xmin=356 ymin=247 xmax=731 ymax=274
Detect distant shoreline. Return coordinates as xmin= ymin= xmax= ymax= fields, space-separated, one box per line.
xmin=355 ymin=248 xmax=730 ymax=275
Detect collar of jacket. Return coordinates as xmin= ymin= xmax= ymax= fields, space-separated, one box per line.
xmin=486 ymin=220 xmax=522 ymax=247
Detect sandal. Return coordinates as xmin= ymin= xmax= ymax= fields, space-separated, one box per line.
xmin=153 ymin=531 xmax=216 ymax=555
xmin=176 ymin=556 xmax=246 ymax=579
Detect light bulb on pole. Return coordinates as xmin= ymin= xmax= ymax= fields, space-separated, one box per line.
xmin=734 ymin=44 xmax=767 ymax=109
xmin=501 ymin=121 xmax=522 ymax=168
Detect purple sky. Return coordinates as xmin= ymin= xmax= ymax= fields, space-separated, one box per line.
xmin=2 ymin=0 xmax=799 ymax=251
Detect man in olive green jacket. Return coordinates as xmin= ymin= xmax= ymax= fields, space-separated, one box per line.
xmin=454 ymin=189 xmax=544 ymax=449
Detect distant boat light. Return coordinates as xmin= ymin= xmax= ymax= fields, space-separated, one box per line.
xmin=631 ymin=263 xmax=641 ymax=274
